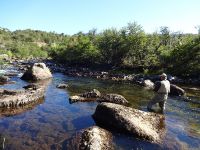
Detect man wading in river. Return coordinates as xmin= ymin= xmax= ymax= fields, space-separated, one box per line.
xmin=147 ymin=73 xmax=170 ymax=113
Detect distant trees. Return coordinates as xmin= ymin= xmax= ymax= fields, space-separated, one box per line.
xmin=122 ymin=23 xmax=149 ymax=68
xmin=97 ymin=28 xmax=127 ymax=66
xmin=169 ymin=35 xmax=200 ymax=77
xmin=50 ymin=33 xmax=99 ymax=65
xmin=0 ymin=23 xmax=199 ymax=77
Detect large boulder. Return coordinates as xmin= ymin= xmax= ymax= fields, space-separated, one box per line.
xmin=21 ymin=63 xmax=52 ymax=81
xmin=79 ymin=126 xmax=114 ymax=150
xmin=170 ymin=84 xmax=185 ymax=96
xmin=93 ymin=103 xmax=165 ymax=143
xmin=97 ymin=94 xmax=129 ymax=106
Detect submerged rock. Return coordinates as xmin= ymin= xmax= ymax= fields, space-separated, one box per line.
xmin=0 ymin=79 xmax=50 ymax=108
xmin=69 ymin=90 xmax=129 ymax=106
xmin=97 ymin=94 xmax=129 ymax=106
xmin=0 ymin=98 xmax=44 ymax=117
xmin=56 ymin=83 xmax=69 ymax=89
xmin=79 ymin=126 xmax=114 ymax=150
xmin=170 ymin=84 xmax=185 ymax=96
xmin=23 ymin=84 xmax=39 ymax=90
xmin=93 ymin=102 xmax=165 ymax=143
xmin=21 ymin=63 xmax=52 ymax=81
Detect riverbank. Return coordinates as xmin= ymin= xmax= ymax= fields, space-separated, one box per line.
xmin=46 ymin=60 xmax=200 ymax=86
xmin=1 ymin=58 xmax=200 ymax=87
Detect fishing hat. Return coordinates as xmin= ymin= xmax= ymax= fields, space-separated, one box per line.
xmin=160 ymin=73 xmax=167 ymax=78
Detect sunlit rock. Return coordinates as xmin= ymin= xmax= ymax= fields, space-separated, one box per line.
xmin=69 ymin=95 xmax=87 ymax=103
xmin=93 ymin=102 xmax=165 ymax=143
xmin=0 ymin=98 xmax=44 ymax=117
xmin=67 ymin=126 xmax=114 ymax=150
xmin=79 ymin=126 xmax=114 ymax=150
xmin=69 ymin=89 xmax=101 ymax=103
xmin=21 ymin=63 xmax=52 ymax=81
xmin=143 ymin=79 xmax=155 ymax=90
xmin=79 ymin=89 xmax=101 ymax=98
xmin=0 ymin=79 xmax=50 ymax=108
xmin=97 ymin=94 xmax=129 ymax=106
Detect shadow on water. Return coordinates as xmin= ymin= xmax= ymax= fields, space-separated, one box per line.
xmin=0 ymin=72 xmax=199 ymax=149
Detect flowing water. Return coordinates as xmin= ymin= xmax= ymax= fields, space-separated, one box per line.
xmin=0 ymin=72 xmax=200 ymax=150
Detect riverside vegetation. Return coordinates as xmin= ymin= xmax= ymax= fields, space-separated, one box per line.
xmin=0 ymin=22 xmax=200 ymax=78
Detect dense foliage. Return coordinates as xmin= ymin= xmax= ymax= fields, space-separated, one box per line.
xmin=0 ymin=23 xmax=199 ymax=77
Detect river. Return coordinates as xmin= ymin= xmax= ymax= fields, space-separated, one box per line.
xmin=0 ymin=71 xmax=200 ymax=150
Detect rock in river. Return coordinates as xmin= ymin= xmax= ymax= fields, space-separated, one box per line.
xmin=143 ymin=79 xmax=155 ymax=90
xmin=69 ymin=89 xmax=101 ymax=103
xmin=56 ymin=83 xmax=69 ymax=89
xmin=79 ymin=126 xmax=114 ymax=150
xmin=0 ymin=75 xmax=10 ymax=83
xmin=69 ymin=95 xmax=87 ymax=103
xmin=21 ymin=63 xmax=52 ymax=81
xmin=93 ymin=102 xmax=165 ymax=143
xmin=79 ymin=89 xmax=101 ymax=98
xmin=97 ymin=94 xmax=129 ymax=106
xmin=0 ymin=79 xmax=50 ymax=108
xmin=69 ymin=91 xmax=129 ymax=106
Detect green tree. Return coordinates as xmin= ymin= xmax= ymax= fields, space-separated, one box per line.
xmin=97 ymin=28 xmax=128 ymax=66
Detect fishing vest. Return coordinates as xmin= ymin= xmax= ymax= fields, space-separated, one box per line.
xmin=157 ymin=80 xmax=170 ymax=94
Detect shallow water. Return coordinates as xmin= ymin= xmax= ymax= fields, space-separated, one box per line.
xmin=0 ymin=73 xmax=200 ymax=150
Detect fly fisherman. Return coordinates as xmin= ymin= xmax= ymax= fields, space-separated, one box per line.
xmin=147 ymin=73 xmax=170 ymax=113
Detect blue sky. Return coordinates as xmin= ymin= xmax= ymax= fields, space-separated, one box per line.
xmin=0 ymin=0 xmax=199 ymax=34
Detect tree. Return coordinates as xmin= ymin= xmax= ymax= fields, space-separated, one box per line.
xmin=97 ymin=28 xmax=128 ymax=66
xmin=123 ymin=22 xmax=148 ymax=68
xmin=170 ymin=36 xmax=200 ymax=77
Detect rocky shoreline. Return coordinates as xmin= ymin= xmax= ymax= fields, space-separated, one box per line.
xmin=1 ymin=58 xmax=200 ymax=86
xmin=44 ymin=61 xmax=200 ymax=86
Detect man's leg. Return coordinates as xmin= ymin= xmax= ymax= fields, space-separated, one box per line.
xmin=159 ymin=101 xmax=165 ymax=112
xmin=159 ymin=94 xmax=168 ymax=112
xmin=147 ymin=94 xmax=160 ymax=111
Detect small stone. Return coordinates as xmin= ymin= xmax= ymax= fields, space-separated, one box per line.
xmin=56 ymin=83 xmax=69 ymax=89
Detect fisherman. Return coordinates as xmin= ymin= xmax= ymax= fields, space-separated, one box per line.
xmin=147 ymin=73 xmax=170 ymax=113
